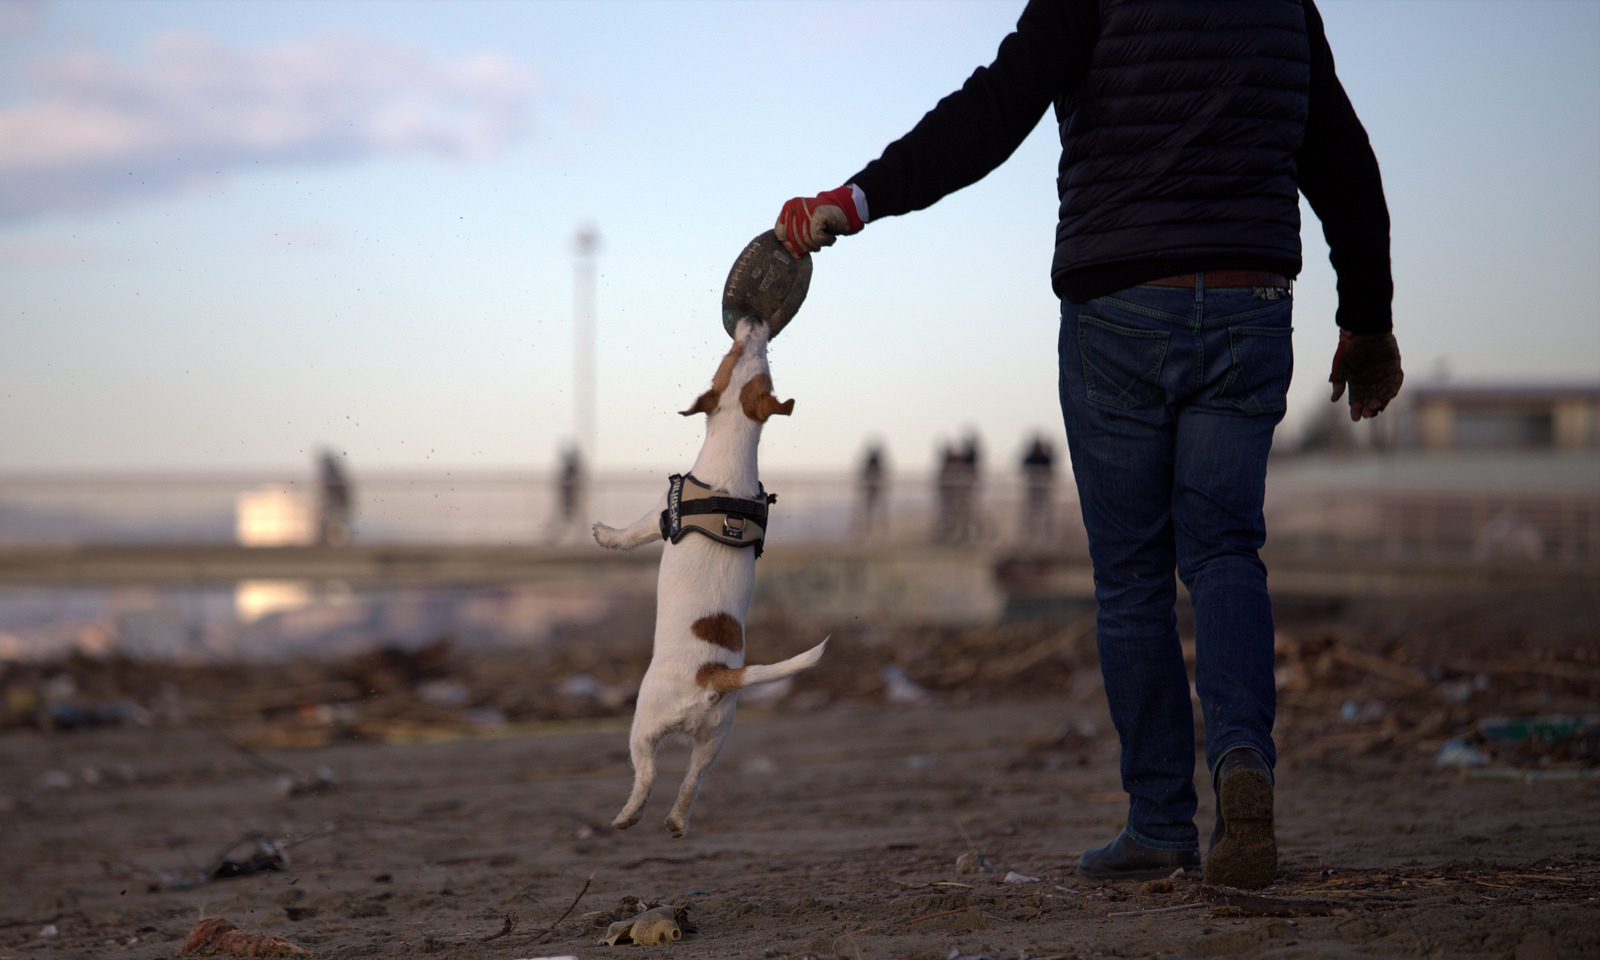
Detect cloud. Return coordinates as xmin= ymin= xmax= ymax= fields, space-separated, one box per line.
xmin=0 ymin=30 xmax=538 ymax=222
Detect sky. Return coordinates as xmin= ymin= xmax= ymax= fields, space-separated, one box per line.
xmin=1 ymin=0 xmax=1596 ymax=477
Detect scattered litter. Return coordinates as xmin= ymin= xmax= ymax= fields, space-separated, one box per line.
xmin=1139 ymin=879 xmax=1173 ymax=895
xmin=275 ymin=766 xmax=336 ymax=799
xmin=418 ymin=679 xmax=471 ymax=707
xmin=946 ymin=950 xmax=997 ymax=960
xmin=907 ymin=754 xmax=936 ymax=769
xmin=1435 ymin=739 xmax=1490 ymax=768
xmin=1002 ymin=871 xmax=1040 ymax=884
xmin=105 ymin=829 xmax=307 ymax=891
xmin=463 ymin=706 xmax=508 ymax=728
xmin=558 ymin=674 xmax=604 ymax=699
xmin=600 ymin=904 xmax=689 ymax=946
xmin=38 ymin=924 xmax=58 ymax=939
xmin=880 ymin=663 xmax=930 ymax=705
xmin=179 ymin=916 xmax=307 ymax=956
xmin=1478 ymin=715 xmax=1599 ymax=748
xmin=1435 ymin=674 xmax=1490 ymax=704
xmin=954 ymin=852 xmax=996 ymax=874
xmin=1431 ymin=715 xmax=1600 ymax=777
xmin=559 ymin=674 xmax=630 ymax=710
xmin=930 ymin=881 xmax=972 ymax=888
xmin=1054 ymin=885 xmax=1078 ymax=894
xmin=208 ymin=834 xmax=289 ymax=881
xmin=1340 ymin=699 xmax=1388 ymax=723
xmin=740 ymin=755 xmax=777 ymax=775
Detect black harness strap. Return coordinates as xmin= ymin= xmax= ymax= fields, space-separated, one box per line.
xmin=659 ymin=473 xmax=778 ymax=558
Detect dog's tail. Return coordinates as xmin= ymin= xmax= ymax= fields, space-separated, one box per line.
xmin=736 ymin=637 xmax=828 ymax=688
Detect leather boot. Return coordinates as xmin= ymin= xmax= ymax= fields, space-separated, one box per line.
xmin=1204 ymin=747 xmax=1277 ymax=888
xmin=1077 ymin=829 xmax=1199 ymax=881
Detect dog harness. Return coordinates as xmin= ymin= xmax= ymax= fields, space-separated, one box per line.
xmin=659 ymin=473 xmax=777 ymax=558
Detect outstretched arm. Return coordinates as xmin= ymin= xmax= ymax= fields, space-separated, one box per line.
xmin=847 ymin=0 xmax=1097 ymax=221
xmin=776 ymin=0 xmax=1098 ymax=258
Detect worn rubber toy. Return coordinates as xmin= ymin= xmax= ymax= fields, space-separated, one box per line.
xmin=721 ymin=230 xmax=812 ymax=338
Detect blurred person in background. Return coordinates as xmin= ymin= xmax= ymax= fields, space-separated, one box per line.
xmin=774 ymin=0 xmax=1402 ymax=887
xmin=1020 ymin=435 xmax=1057 ymax=544
xmin=555 ymin=445 xmax=585 ymax=544
xmin=317 ymin=450 xmax=353 ymax=547
xmin=856 ymin=442 xmax=888 ymax=539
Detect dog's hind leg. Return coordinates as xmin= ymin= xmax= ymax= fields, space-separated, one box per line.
xmin=613 ymin=721 xmax=666 ymax=831
xmin=664 ymin=706 xmax=736 ymax=838
xmin=593 ymin=490 xmax=668 ymax=551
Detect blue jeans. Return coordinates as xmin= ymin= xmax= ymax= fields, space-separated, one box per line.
xmin=1058 ymin=277 xmax=1290 ymax=850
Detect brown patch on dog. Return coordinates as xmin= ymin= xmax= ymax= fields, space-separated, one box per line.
xmin=691 ymin=613 xmax=744 ymax=653
xmin=739 ymin=373 xmax=794 ymax=423
xmin=695 ymin=662 xmax=747 ymax=693
xmin=680 ymin=340 xmax=745 ymax=416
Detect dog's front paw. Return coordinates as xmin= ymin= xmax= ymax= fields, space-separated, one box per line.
xmin=593 ymin=522 xmax=625 ymax=550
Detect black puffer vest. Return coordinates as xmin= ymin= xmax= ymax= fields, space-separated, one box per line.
xmin=1052 ymin=0 xmax=1311 ymax=296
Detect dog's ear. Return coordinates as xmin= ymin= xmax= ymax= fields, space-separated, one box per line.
xmin=680 ymin=389 xmax=720 ymax=417
xmin=680 ymin=340 xmax=746 ymax=417
xmin=740 ymin=374 xmax=793 ymax=423
xmin=758 ymin=395 xmax=795 ymax=421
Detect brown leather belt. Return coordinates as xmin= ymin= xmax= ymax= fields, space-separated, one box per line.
xmin=1144 ymin=271 xmax=1291 ymax=289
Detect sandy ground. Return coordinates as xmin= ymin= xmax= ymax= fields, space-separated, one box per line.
xmin=4 ymin=687 xmax=1598 ymax=960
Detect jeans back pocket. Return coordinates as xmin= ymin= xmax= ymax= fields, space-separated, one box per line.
xmin=1220 ymin=324 xmax=1294 ymax=415
xmin=1078 ymin=316 xmax=1171 ymax=410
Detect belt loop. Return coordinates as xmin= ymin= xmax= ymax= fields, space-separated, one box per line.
xmin=1194 ymin=270 xmax=1205 ymax=309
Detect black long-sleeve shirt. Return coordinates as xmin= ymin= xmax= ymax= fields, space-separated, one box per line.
xmin=848 ymin=0 xmax=1393 ymax=333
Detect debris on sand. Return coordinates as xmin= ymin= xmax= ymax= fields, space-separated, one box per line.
xmin=1205 ymin=888 xmax=1354 ymax=918
xmin=1435 ymin=739 xmax=1491 ymax=768
xmin=179 ymin=916 xmax=308 ymax=957
xmin=105 ymin=830 xmax=291 ymax=891
xmin=275 ymin=766 xmax=337 ymax=798
xmin=1001 ymin=870 xmax=1040 ymax=884
xmin=953 ymin=852 xmax=995 ymax=875
xmin=600 ymin=905 xmax=679 ymax=946
xmin=208 ymin=834 xmax=289 ymax=880
xmin=880 ymin=663 xmax=931 ymax=704
xmin=598 ymin=901 xmax=694 ymax=946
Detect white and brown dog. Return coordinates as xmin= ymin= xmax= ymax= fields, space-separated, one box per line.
xmin=592 ymin=317 xmax=826 ymax=838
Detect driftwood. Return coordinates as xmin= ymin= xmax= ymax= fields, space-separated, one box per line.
xmin=1204 ymin=888 xmax=1354 ymax=917
xmin=1329 ymin=646 xmax=1430 ymax=688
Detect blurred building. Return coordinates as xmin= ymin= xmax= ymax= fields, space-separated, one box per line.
xmin=1394 ymin=383 xmax=1600 ymax=451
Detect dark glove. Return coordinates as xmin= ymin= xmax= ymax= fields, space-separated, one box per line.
xmin=1329 ymin=329 xmax=1403 ymax=421
xmin=775 ymin=186 xmax=864 ymax=257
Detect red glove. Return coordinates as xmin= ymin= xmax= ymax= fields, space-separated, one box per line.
xmin=1329 ymin=329 xmax=1404 ymax=421
xmin=775 ymin=186 xmax=864 ymax=257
